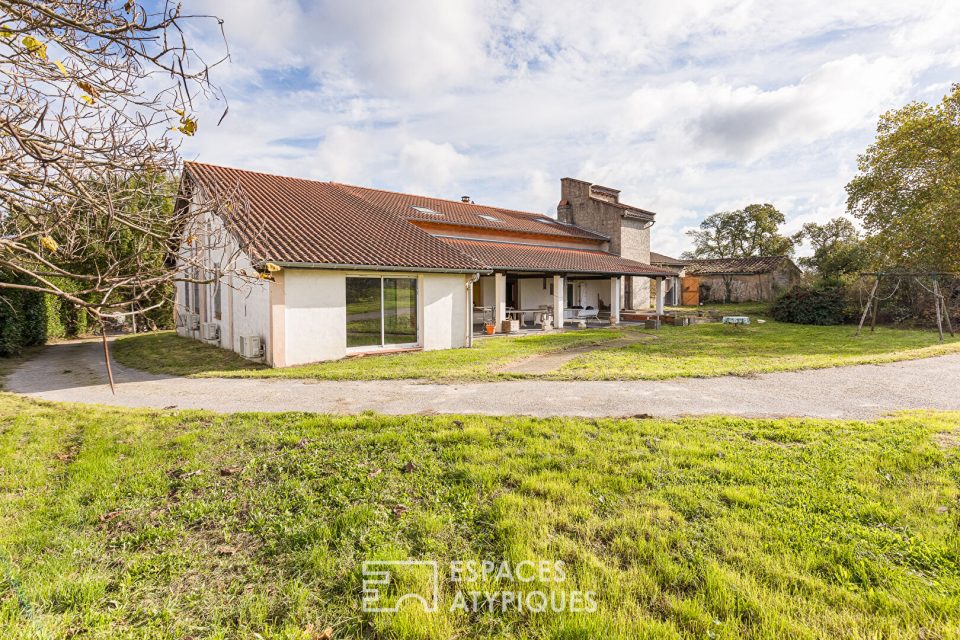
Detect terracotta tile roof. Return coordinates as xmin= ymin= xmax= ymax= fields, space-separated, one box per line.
xmin=649 ymin=251 xmax=689 ymax=266
xmin=336 ymin=183 xmax=609 ymax=241
xmin=181 ymin=162 xmax=670 ymax=277
xmin=683 ymin=256 xmax=795 ymax=275
xmin=183 ymin=162 xmax=483 ymax=272
xmin=439 ymin=238 xmax=678 ymax=276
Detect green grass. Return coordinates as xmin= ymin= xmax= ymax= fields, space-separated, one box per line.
xmin=112 ymin=328 xmax=626 ymax=380
xmin=111 ymin=333 xmax=268 ymax=376
xmin=113 ymin=319 xmax=960 ymax=382
xmin=560 ymin=322 xmax=960 ymax=380
xmin=1 ymin=394 xmax=958 ymax=638
xmin=664 ymin=302 xmax=773 ymax=317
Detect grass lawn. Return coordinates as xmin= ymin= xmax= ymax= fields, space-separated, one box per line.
xmin=113 ymin=319 xmax=960 ymax=382
xmin=1 ymin=394 xmax=958 ymax=638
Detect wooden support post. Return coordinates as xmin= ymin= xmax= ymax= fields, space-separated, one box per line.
xmin=856 ymin=275 xmax=880 ymax=336
xmin=655 ymin=277 xmax=665 ymax=329
xmin=932 ymin=276 xmax=945 ymax=342
xmin=494 ymin=272 xmax=507 ymax=333
xmin=869 ymin=275 xmax=881 ymax=332
xmin=101 ymin=326 xmax=116 ymax=395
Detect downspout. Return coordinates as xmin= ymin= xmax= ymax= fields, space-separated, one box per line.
xmin=466 ymin=273 xmax=480 ymax=348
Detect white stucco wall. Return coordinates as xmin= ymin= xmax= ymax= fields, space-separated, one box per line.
xmin=282 ymin=269 xmax=347 ymax=366
xmin=174 ymin=205 xmax=270 ymax=360
xmin=278 ymin=269 xmax=469 ymax=365
xmin=422 ymin=273 xmax=469 ymax=351
xmin=477 ymin=275 xmax=496 ymax=308
xmin=227 ymin=264 xmax=271 ymax=356
xmin=518 ymin=277 xmax=554 ymax=309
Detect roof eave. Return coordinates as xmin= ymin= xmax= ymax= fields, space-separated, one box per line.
xmin=269 ymin=261 xmax=491 ymax=275
xmin=479 ymin=265 xmax=676 ymax=277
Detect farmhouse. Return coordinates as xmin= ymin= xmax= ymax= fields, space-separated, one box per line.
xmin=649 ymin=253 xmax=801 ymax=304
xmin=173 ymin=163 xmax=676 ymax=366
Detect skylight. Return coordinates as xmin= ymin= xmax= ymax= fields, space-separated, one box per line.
xmin=478 ymin=214 xmax=501 ymax=222
xmin=410 ymin=205 xmax=441 ymax=215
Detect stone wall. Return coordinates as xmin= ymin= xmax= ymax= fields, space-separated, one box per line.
xmin=697 ymin=264 xmax=801 ymax=303
xmin=557 ymin=178 xmax=654 ymax=309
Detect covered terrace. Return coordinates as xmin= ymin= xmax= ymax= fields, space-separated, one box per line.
xmin=436 ymin=237 xmax=678 ymax=334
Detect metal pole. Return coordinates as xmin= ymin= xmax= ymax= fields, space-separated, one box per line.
xmin=856 ymin=275 xmax=880 ymax=336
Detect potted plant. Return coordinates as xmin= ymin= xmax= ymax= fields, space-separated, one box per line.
xmin=484 ymin=322 xmax=495 ymax=335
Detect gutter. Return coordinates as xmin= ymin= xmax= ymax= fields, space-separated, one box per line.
xmin=269 ymin=261 xmax=491 ymax=275
xmin=483 ymin=265 xmax=676 ymax=277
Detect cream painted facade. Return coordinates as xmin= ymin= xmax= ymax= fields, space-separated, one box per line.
xmin=176 ymin=256 xmax=473 ymax=367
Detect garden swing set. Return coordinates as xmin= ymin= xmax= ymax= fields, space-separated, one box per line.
xmin=856 ymin=271 xmax=957 ymax=342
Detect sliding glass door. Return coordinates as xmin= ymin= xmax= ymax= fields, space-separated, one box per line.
xmin=346 ymin=276 xmax=418 ymax=349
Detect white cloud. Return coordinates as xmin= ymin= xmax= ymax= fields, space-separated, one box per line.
xmin=398 ymin=139 xmax=469 ymax=193
xmin=179 ymin=0 xmax=960 ymax=257
xmin=691 ymin=55 xmax=919 ymax=160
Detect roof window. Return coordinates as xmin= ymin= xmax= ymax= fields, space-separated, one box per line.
xmin=478 ymin=214 xmax=502 ymax=222
xmin=410 ymin=205 xmax=442 ymax=215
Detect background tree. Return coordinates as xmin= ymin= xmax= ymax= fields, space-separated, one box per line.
xmin=683 ymin=204 xmax=795 ymax=259
xmin=0 ymin=1 xmax=239 ymax=330
xmin=793 ymin=217 xmax=866 ymax=280
xmin=846 ymin=83 xmax=960 ymax=273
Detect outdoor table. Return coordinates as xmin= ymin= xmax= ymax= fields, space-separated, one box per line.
xmin=505 ymin=309 xmax=548 ymax=327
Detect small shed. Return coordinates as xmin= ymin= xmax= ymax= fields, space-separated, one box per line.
xmin=683 ymin=256 xmax=802 ymax=303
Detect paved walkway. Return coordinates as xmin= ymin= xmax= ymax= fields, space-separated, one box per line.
xmin=4 ymin=339 xmax=960 ymax=419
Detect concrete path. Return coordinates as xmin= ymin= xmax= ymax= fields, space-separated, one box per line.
xmin=4 ymin=339 xmax=960 ymax=419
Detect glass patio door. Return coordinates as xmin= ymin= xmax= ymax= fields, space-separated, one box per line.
xmin=346 ymin=276 xmax=418 ymax=349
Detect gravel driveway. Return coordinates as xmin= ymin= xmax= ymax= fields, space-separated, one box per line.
xmin=4 ymin=339 xmax=960 ymax=419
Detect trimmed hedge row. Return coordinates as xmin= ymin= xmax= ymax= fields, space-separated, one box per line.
xmin=0 ymin=273 xmax=90 ymax=356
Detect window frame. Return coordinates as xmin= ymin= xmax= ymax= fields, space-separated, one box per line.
xmin=345 ymin=275 xmax=420 ymax=351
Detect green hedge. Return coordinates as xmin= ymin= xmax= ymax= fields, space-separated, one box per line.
xmin=772 ymin=284 xmax=851 ymax=326
xmin=0 ymin=274 xmax=48 ymax=356
xmin=0 ymin=273 xmax=91 ymax=356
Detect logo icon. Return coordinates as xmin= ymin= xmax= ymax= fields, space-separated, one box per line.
xmin=362 ymin=560 xmax=439 ymax=613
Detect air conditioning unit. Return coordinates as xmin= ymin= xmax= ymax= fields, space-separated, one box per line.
xmin=239 ymin=335 xmax=263 ymax=359
xmin=187 ymin=313 xmax=200 ymax=330
xmin=201 ymin=322 xmax=220 ymax=342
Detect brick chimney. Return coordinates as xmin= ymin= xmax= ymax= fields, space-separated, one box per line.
xmin=556 ymin=177 xmax=656 ymax=309
xmin=557 ymin=178 xmax=628 ymax=252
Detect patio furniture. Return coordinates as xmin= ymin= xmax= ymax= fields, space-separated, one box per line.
xmin=505 ymin=308 xmax=547 ymax=327
xmin=473 ymin=306 xmax=493 ymax=325
xmin=563 ymin=306 xmax=598 ymax=319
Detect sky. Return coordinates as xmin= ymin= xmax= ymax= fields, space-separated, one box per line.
xmin=177 ymin=0 xmax=960 ymax=258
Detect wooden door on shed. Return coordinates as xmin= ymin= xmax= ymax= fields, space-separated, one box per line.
xmin=681 ymin=276 xmax=700 ymax=306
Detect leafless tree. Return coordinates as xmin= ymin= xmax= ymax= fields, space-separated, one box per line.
xmin=0 ymin=0 xmax=251 ymax=327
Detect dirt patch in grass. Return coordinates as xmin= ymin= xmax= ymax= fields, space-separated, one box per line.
xmin=934 ymin=430 xmax=960 ymax=449
xmin=497 ymin=333 xmax=655 ymax=374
